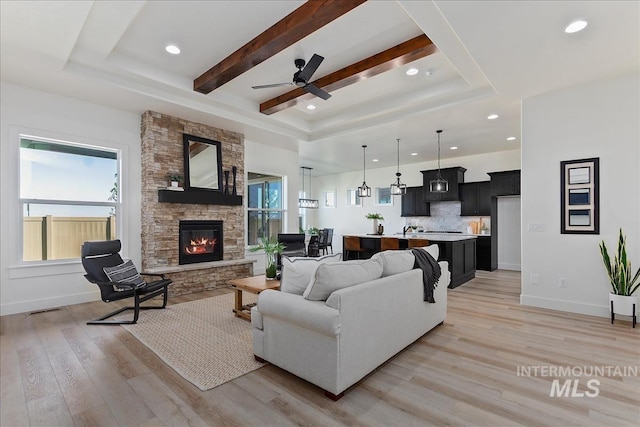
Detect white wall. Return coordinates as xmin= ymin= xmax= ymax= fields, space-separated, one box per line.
xmin=311 ymin=149 xmax=520 ymax=254
xmin=521 ymin=73 xmax=640 ymax=317
xmin=497 ymin=197 xmax=521 ymax=270
xmin=0 ymin=82 xmax=142 ymax=315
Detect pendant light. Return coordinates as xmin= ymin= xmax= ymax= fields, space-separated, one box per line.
xmin=357 ymin=145 xmax=371 ymax=197
xmin=390 ymin=138 xmax=407 ymax=196
xmin=298 ymin=166 xmax=319 ymax=208
xmin=429 ymin=130 xmax=449 ymax=193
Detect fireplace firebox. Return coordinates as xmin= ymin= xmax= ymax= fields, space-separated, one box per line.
xmin=179 ymin=220 xmax=223 ymax=265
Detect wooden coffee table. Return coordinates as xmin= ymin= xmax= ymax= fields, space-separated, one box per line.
xmin=228 ymin=275 xmax=280 ymax=320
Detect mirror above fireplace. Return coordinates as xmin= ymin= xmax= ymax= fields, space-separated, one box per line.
xmin=183 ymin=134 xmax=223 ymax=192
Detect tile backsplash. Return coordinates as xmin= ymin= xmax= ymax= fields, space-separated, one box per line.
xmin=404 ymin=201 xmax=490 ymax=233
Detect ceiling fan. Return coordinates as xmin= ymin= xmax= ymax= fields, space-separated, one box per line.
xmin=251 ymin=54 xmax=332 ymax=100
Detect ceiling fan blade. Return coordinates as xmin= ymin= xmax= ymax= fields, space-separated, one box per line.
xmin=297 ymin=54 xmax=324 ymax=82
xmin=304 ymin=83 xmax=331 ymax=100
xmin=252 ymin=82 xmax=294 ymax=89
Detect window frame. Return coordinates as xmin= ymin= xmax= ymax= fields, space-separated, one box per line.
xmin=346 ymin=189 xmax=362 ymax=207
xmin=5 ymin=124 xmax=129 ymax=274
xmin=15 ymin=132 xmax=122 ymax=266
xmin=246 ymin=171 xmax=286 ymax=247
xmin=374 ymin=186 xmax=393 ymax=206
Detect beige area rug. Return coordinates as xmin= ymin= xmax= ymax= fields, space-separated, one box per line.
xmin=120 ymin=293 xmax=262 ymax=391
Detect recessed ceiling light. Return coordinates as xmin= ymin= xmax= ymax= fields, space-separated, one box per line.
xmin=450 ymin=146 xmax=458 ymax=150
xmin=410 ymin=152 xmax=418 ymax=156
xmin=165 ymin=44 xmax=181 ymax=55
xmin=487 ymin=114 xmax=499 ymax=120
xmin=507 ymin=136 xmax=517 ymax=141
xmin=372 ymin=159 xmax=379 ymax=162
xmin=306 ymin=104 xmax=316 ymax=110
xmin=425 ymin=69 xmax=435 ymax=76
xmin=406 ymin=68 xmax=419 ymax=76
xmin=565 ymin=20 xmax=588 ymax=34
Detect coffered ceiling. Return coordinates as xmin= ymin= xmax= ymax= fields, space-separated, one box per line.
xmin=1 ymin=1 xmax=638 ymax=175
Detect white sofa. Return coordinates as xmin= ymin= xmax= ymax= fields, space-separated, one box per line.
xmin=251 ymin=247 xmax=450 ymax=399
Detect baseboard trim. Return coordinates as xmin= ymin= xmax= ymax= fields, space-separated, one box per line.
xmin=520 ymin=294 xmax=612 ymax=318
xmin=498 ymin=263 xmax=521 ymax=271
xmin=0 ymin=291 xmax=100 ymax=316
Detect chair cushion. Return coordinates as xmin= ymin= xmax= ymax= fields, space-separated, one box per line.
xmin=281 ymin=253 xmax=342 ymax=295
xmin=103 ymin=260 xmax=145 ymax=290
xmin=303 ymin=257 xmax=383 ymax=301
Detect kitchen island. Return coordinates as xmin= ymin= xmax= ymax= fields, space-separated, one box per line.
xmin=342 ymin=234 xmax=476 ymax=288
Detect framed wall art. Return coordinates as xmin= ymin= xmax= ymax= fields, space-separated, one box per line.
xmin=560 ymin=157 xmax=599 ymax=234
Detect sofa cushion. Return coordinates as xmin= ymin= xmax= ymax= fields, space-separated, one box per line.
xmin=371 ymin=250 xmax=415 ymax=277
xmin=281 ymin=253 xmax=342 ymax=295
xmin=416 ymin=244 xmax=439 ymax=261
xmin=303 ymin=257 xmax=383 ymax=301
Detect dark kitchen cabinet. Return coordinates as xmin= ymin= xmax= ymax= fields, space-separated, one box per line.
xmin=475 ymin=235 xmax=492 ymax=271
xmin=460 ymin=181 xmax=491 ymax=216
xmin=488 ymin=170 xmax=521 ymax=196
xmin=421 ymin=166 xmax=466 ymax=202
xmin=401 ymin=186 xmax=430 ymax=217
xmin=436 ymin=238 xmax=476 ymax=288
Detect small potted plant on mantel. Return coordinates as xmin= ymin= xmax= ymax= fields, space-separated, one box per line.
xmin=167 ymin=172 xmax=183 ymax=189
xmin=599 ymin=228 xmax=639 ymax=327
xmin=249 ymin=236 xmax=285 ymax=280
xmin=366 ymin=213 xmax=384 ymax=235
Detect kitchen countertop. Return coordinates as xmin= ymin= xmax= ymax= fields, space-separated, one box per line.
xmin=345 ymin=234 xmax=478 ymax=242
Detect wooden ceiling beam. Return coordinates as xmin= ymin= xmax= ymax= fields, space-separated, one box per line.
xmin=193 ymin=0 xmax=367 ymax=94
xmin=259 ymin=34 xmax=437 ymax=115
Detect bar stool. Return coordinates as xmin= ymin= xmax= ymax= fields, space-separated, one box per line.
xmin=408 ymin=239 xmax=429 ymax=248
xmin=380 ymin=237 xmax=400 ymax=251
xmin=344 ymin=236 xmax=365 ymax=260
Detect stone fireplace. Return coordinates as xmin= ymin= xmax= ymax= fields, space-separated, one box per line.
xmin=140 ymin=111 xmax=254 ymax=296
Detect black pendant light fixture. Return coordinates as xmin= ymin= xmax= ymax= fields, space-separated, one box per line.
xmin=357 ymin=145 xmax=371 ymax=197
xmin=298 ymin=166 xmax=319 ymax=208
xmin=390 ymin=138 xmax=407 ymax=196
xmin=429 ymin=130 xmax=449 ymax=193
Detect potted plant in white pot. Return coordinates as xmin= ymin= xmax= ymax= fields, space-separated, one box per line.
xmin=366 ymin=213 xmax=384 ymax=235
xmin=599 ymin=228 xmax=639 ymax=327
xmin=167 ymin=172 xmax=183 ymax=188
xmin=249 ymin=236 xmax=285 ymax=280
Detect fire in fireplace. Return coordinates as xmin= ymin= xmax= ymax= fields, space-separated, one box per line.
xmin=179 ymin=220 xmax=223 ymax=265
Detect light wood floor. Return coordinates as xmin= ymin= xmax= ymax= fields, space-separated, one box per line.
xmin=2 ymin=270 xmax=638 ymax=426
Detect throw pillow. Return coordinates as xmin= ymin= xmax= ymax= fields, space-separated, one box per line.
xmin=417 ymin=244 xmax=439 ymax=261
xmin=371 ymin=250 xmax=415 ymax=277
xmin=280 ymin=253 xmax=342 ymax=295
xmin=303 ymin=257 xmax=384 ymax=301
xmin=103 ymin=260 xmax=145 ymax=290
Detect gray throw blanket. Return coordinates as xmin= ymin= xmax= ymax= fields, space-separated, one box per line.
xmin=411 ymin=248 xmax=441 ymax=303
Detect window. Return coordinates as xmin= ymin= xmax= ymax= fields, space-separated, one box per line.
xmin=346 ymin=189 xmax=362 ymax=207
xmin=20 ymin=137 xmax=119 ymax=262
xmin=322 ymin=190 xmax=336 ymax=208
xmin=375 ymin=187 xmax=393 ymax=206
xmin=247 ymin=172 xmax=284 ymax=245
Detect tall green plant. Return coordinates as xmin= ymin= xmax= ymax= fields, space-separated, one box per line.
xmin=249 ymin=237 xmax=285 ymax=278
xmin=599 ymin=229 xmax=640 ymax=296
